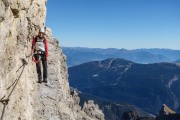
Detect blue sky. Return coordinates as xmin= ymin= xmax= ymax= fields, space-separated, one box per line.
xmin=46 ymin=0 xmax=180 ymax=50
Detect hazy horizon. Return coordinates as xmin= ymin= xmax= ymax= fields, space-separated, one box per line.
xmin=62 ymin=46 xmax=180 ymax=50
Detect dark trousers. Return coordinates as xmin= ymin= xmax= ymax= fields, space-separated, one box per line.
xmin=34 ymin=54 xmax=47 ymax=81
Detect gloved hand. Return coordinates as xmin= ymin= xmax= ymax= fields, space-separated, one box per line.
xmin=32 ymin=56 xmax=34 ymax=61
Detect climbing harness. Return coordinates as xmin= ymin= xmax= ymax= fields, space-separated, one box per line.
xmin=31 ymin=53 xmax=42 ymax=64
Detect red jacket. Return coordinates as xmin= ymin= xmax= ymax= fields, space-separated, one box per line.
xmin=31 ymin=36 xmax=48 ymax=57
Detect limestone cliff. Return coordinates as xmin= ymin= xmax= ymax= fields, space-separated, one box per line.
xmin=0 ymin=0 xmax=104 ymax=120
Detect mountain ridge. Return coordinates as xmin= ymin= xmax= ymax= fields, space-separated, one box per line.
xmin=62 ymin=47 xmax=180 ymax=67
xmin=69 ymin=58 xmax=180 ymax=114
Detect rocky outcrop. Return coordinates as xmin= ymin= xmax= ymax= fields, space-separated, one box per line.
xmin=71 ymin=89 xmax=104 ymax=120
xmin=155 ymin=104 xmax=180 ymax=120
xmin=82 ymin=100 xmax=104 ymax=120
xmin=0 ymin=0 xmax=104 ymax=120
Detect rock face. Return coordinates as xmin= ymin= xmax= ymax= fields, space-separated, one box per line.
xmin=0 ymin=0 xmax=104 ymax=120
xmin=156 ymin=104 xmax=180 ymax=120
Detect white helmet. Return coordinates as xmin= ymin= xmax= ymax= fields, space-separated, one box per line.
xmin=39 ymin=27 xmax=46 ymax=33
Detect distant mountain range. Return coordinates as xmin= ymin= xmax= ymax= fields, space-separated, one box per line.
xmin=174 ymin=59 xmax=180 ymax=63
xmin=62 ymin=47 xmax=180 ymax=67
xmin=68 ymin=58 xmax=180 ymax=114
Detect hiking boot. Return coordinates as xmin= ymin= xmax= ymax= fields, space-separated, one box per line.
xmin=37 ymin=78 xmax=42 ymax=83
xmin=37 ymin=80 xmax=42 ymax=83
xmin=42 ymin=79 xmax=47 ymax=83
